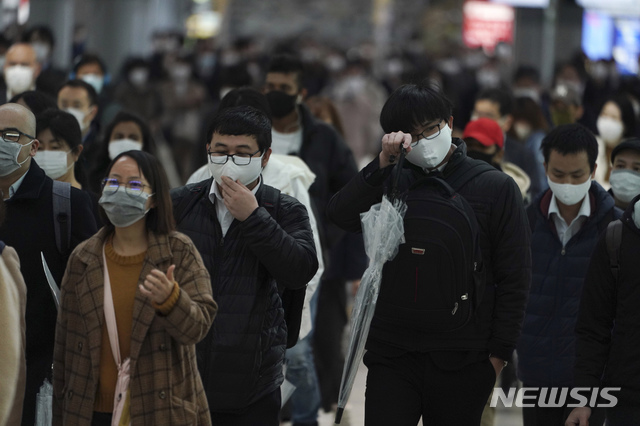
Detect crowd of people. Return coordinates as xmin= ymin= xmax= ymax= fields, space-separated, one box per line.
xmin=0 ymin=21 xmax=639 ymax=426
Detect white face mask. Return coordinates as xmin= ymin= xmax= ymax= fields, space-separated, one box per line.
xmin=4 ymin=65 xmax=35 ymax=94
xmin=0 ymin=138 xmax=34 ymax=177
xmin=405 ymin=123 xmax=453 ymax=170
xmin=80 ymin=73 xmax=104 ymax=94
xmin=34 ymin=150 xmax=73 ymax=179
xmin=634 ymin=199 xmax=640 ymax=229
xmin=108 ymin=139 xmax=143 ymax=160
xmin=547 ymin=175 xmax=592 ymax=206
xmin=514 ymin=122 xmax=532 ymax=141
xmin=65 ymin=108 xmax=90 ymax=132
xmin=597 ymin=116 xmax=624 ymax=145
xmin=609 ymin=169 xmax=640 ymax=204
xmin=208 ymin=154 xmax=263 ymax=186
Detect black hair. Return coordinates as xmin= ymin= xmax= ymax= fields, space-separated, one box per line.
xmin=602 ymin=94 xmax=637 ymax=139
xmin=476 ymin=88 xmax=514 ymax=117
xmin=205 ymin=105 xmax=272 ymax=152
xmin=218 ymin=87 xmax=272 ymax=118
xmin=513 ymin=65 xmax=540 ymax=85
xmin=9 ymin=90 xmax=58 ymax=116
xmin=73 ymin=53 xmax=107 ymax=75
xmin=266 ymin=54 xmax=304 ymax=90
xmin=57 ymin=79 xmax=99 ymax=107
xmin=379 ymin=83 xmax=453 ymax=134
xmin=219 ymin=64 xmax=254 ymax=89
xmin=101 ymin=150 xmax=175 ymax=235
xmin=541 ymin=123 xmax=598 ymax=172
xmin=23 ymin=25 xmax=55 ymax=47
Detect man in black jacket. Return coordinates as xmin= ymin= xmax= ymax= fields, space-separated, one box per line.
xmin=171 ymin=106 xmax=318 ymax=424
xmin=0 ymin=103 xmax=97 ymax=425
xmin=327 ymin=83 xmax=531 ymax=425
xmin=565 ymin=194 xmax=640 ymax=426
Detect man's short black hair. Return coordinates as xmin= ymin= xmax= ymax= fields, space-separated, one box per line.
xmin=379 ymin=83 xmax=453 ymax=134
xmin=58 ymin=79 xmax=99 ymax=107
xmin=266 ymin=54 xmax=304 ymax=90
xmin=9 ymin=90 xmax=58 ymax=116
xmin=476 ymin=88 xmax=514 ymax=117
xmin=205 ymin=106 xmax=272 ymax=153
xmin=541 ymin=123 xmax=598 ymax=172
xmin=73 ymin=53 xmax=107 ymax=75
xmin=513 ymin=65 xmax=540 ymax=85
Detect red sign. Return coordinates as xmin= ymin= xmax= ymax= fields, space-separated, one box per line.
xmin=463 ymin=1 xmax=515 ymax=52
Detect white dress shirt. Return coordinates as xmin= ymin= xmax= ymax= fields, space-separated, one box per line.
xmin=548 ymin=193 xmax=591 ymax=248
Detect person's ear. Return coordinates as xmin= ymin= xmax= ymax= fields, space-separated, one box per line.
xmin=72 ymin=144 xmax=83 ymax=162
xmin=591 ymin=162 xmax=598 ymax=179
xmin=30 ymin=139 xmax=40 ymax=156
xmin=502 ymin=114 xmax=514 ymax=132
xmin=298 ymin=88 xmax=308 ymax=103
xmin=87 ymin=105 xmax=99 ymax=123
xmin=448 ymin=116 xmax=454 ymax=129
xmin=261 ymin=147 xmax=272 ymax=168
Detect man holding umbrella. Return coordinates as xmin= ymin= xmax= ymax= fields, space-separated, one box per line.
xmin=327 ymin=83 xmax=531 ymax=425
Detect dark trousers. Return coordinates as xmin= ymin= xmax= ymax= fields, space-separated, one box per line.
xmin=607 ymin=406 xmax=640 ymax=425
xmin=91 ymin=412 xmax=113 ymax=426
xmin=521 ymin=385 xmax=606 ymax=426
xmin=313 ymin=277 xmax=348 ymax=412
xmin=211 ymin=388 xmax=281 ymax=426
xmin=363 ymin=351 xmax=495 ymax=426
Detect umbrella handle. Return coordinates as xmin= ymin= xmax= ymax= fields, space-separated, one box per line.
xmin=335 ymin=407 xmax=345 ymax=424
xmin=390 ymin=145 xmax=407 ymax=200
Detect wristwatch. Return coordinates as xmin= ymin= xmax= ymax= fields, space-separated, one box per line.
xmin=489 ymin=354 xmax=508 ymax=367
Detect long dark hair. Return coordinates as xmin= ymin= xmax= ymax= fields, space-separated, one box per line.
xmin=100 ymin=150 xmax=174 ymax=235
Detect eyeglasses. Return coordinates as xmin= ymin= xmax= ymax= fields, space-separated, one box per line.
xmin=101 ymin=178 xmax=152 ymax=197
xmin=411 ymin=121 xmax=444 ymax=147
xmin=1 ymin=129 xmax=35 ymax=143
xmin=207 ymin=149 xmax=262 ymax=166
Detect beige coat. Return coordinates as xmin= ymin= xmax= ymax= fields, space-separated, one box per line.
xmin=0 ymin=245 xmax=27 ymax=426
xmin=53 ymin=228 xmax=217 ymax=425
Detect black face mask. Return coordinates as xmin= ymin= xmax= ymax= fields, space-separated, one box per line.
xmin=467 ymin=150 xmax=497 ymax=166
xmin=266 ymin=91 xmax=297 ymax=118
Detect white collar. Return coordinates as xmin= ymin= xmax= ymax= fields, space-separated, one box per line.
xmin=548 ymin=192 xmax=591 ymax=223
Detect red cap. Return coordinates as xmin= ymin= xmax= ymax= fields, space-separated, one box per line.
xmin=463 ymin=118 xmax=504 ymax=149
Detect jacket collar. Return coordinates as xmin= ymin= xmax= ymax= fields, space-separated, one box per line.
xmin=10 ymin=160 xmax=47 ymax=201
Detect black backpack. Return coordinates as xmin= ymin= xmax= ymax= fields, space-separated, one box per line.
xmin=375 ymin=163 xmax=492 ymax=332
xmin=174 ymin=182 xmax=306 ymax=349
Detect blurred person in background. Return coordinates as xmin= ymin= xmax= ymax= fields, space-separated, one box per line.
xmin=22 ymin=25 xmax=67 ymax=98
xmin=88 ymin=111 xmax=156 ymax=193
xmin=57 ymin=79 xmax=100 ymax=152
xmin=473 ymin=88 xmax=541 ymax=198
xmin=72 ymin=53 xmax=121 ymax=126
xmin=608 ymin=138 xmax=640 ymax=210
xmin=549 ymin=82 xmax=584 ymax=127
xmin=509 ymin=96 xmax=550 ymax=194
xmin=159 ymin=54 xmax=208 ymax=182
xmin=0 ymin=197 xmax=27 ymax=425
xmin=305 ymin=95 xmax=345 ymax=138
xmin=113 ymin=57 xmax=162 ymax=128
xmin=594 ymin=94 xmax=637 ymax=188
xmin=1 ymin=42 xmax=41 ymax=104
xmin=9 ymin=90 xmax=58 ymax=116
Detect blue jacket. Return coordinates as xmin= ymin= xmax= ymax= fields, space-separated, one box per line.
xmin=517 ymin=181 xmax=621 ymax=387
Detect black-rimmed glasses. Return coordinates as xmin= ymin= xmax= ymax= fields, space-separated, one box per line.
xmin=411 ymin=121 xmax=444 ymax=147
xmin=1 ymin=129 xmax=35 ymax=143
xmin=208 ymin=149 xmax=261 ymax=166
xmin=101 ymin=178 xmax=152 ymax=197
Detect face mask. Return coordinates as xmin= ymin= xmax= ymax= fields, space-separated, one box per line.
xmin=476 ymin=69 xmax=501 ymax=89
xmin=609 ymin=169 xmax=640 ymax=204
xmin=467 ymin=149 xmax=497 ymax=166
xmin=266 ymin=91 xmax=298 ymax=119
xmin=31 ymin=41 xmax=50 ymax=63
xmin=108 ymin=139 xmax=143 ymax=160
xmin=547 ymin=175 xmax=591 ymax=206
xmin=551 ymin=108 xmax=574 ymax=127
xmin=170 ymin=65 xmax=191 ymax=82
xmin=129 ymin=68 xmax=149 ymax=87
xmin=513 ymin=122 xmax=532 ymax=141
xmin=405 ymin=123 xmax=453 ymax=170
xmin=597 ymin=116 xmax=624 ymax=145
xmin=80 ymin=73 xmax=104 ymax=94
xmin=633 ymin=199 xmax=640 ymax=229
xmin=0 ymin=138 xmax=34 ymax=177
xmin=65 ymin=108 xmax=90 ymax=132
xmin=34 ymin=150 xmax=73 ymax=179
xmin=208 ymin=154 xmax=263 ymax=186
xmin=99 ymin=187 xmax=153 ymax=228
xmin=4 ymin=65 xmax=34 ymax=94
xmin=513 ymin=88 xmax=541 ymax=104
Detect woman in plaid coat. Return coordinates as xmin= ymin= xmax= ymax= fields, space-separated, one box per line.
xmin=53 ymin=151 xmax=217 ymax=425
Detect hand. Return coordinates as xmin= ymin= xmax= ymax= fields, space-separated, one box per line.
xmin=219 ymin=176 xmax=259 ymax=221
xmin=140 ymin=265 xmax=175 ymax=304
xmin=489 ymin=356 xmax=505 ymax=377
xmin=565 ymin=407 xmax=591 ymax=426
xmin=350 ymin=279 xmax=361 ymax=297
xmin=379 ymin=132 xmax=413 ymax=169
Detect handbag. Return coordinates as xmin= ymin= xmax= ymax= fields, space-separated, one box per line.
xmin=103 ymin=247 xmax=132 ymax=426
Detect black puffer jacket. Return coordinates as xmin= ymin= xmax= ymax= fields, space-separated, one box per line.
xmin=171 ymin=179 xmax=318 ymax=413
xmin=574 ymin=195 xmax=640 ymax=407
xmin=327 ymin=139 xmax=531 ymax=360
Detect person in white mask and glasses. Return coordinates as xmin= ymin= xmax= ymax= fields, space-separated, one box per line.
xmin=517 ymin=123 xmax=623 ymax=426
xmin=1 ymin=43 xmax=41 ymax=104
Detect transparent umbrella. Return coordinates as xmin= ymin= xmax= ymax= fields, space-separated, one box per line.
xmin=335 ymin=152 xmax=408 ymax=424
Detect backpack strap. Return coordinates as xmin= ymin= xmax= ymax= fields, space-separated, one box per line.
xmin=446 ymin=161 xmax=496 ymax=192
xmin=52 ymin=180 xmax=71 ymax=256
xmin=259 ymin=184 xmax=281 ymax=219
xmin=606 ymin=219 xmax=623 ymax=283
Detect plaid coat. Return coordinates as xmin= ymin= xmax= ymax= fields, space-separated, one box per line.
xmin=52 ymin=228 xmax=217 ymax=425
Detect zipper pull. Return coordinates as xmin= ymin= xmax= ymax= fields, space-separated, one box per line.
xmin=452 ymin=302 xmax=458 ymax=315
xmin=561 ymin=247 xmax=566 ymax=256
xmin=461 ymin=293 xmax=468 ymax=300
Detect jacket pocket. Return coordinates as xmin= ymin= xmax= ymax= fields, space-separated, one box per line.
xmin=170 ymin=395 xmax=198 ymax=425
